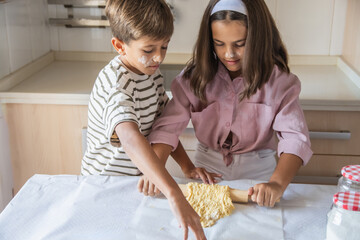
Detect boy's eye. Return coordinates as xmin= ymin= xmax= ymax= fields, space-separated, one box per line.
xmin=143 ymin=49 xmax=153 ymax=54
xmin=161 ymin=46 xmax=168 ymax=50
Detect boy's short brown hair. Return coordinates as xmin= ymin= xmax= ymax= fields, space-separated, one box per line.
xmin=105 ymin=0 xmax=174 ymax=43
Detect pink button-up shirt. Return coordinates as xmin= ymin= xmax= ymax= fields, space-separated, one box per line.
xmin=149 ymin=63 xmax=313 ymax=166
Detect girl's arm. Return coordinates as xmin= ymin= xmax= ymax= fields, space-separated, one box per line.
xmin=249 ymin=74 xmax=312 ymax=207
xmin=248 ymin=153 xmax=302 ymax=207
xmin=115 ymin=122 xmax=206 ymax=240
xmin=170 ymin=142 xmax=222 ymax=184
xmin=138 ymin=142 xmax=222 ymax=195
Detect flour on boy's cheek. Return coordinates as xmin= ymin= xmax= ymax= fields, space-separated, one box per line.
xmin=138 ymin=56 xmax=150 ymax=67
xmin=152 ymin=55 xmax=161 ymax=63
xmin=138 ymin=55 xmax=162 ymax=67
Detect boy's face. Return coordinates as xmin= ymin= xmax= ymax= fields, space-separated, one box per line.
xmin=211 ymin=20 xmax=247 ymax=78
xmin=113 ymin=36 xmax=170 ymax=75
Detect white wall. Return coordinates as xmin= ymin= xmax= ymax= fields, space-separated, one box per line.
xmin=0 ymin=0 xmax=348 ymax=79
xmin=48 ymin=5 xmax=113 ymax=52
xmin=47 ymin=0 xmax=347 ymax=56
xmin=0 ymin=4 xmax=10 ymax=80
xmin=0 ymin=0 xmax=50 ymax=79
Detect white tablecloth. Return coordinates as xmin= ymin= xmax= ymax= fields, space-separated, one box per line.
xmin=0 ymin=174 xmax=337 ymax=240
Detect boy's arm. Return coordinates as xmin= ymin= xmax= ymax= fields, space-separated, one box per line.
xmin=115 ymin=122 xmax=206 ymax=239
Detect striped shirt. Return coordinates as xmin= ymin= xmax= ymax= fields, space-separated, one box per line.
xmin=81 ymin=56 xmax=169 ymax=176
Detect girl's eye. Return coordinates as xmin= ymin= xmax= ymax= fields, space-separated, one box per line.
xmin=214 ymin=42 xmax=224 ymax=47
xmin=235 ymin=43 xmax=245 ymax=48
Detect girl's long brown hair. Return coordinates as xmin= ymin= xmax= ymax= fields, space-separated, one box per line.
xmin=183 ymin=0 xmax=289 ymax=103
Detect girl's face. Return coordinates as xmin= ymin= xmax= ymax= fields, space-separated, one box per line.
xmin=211 ymin=20 xmax=247 ymax=78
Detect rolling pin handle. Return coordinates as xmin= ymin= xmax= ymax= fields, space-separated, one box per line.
xmin=229 ymin=188 xmax=249 ymax=203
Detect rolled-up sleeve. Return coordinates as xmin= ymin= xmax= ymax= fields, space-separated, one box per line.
xmin=272 ymin=76 xmax=313 ymax=165
xmin=104 ymin=85 xmax=139 ymax=147
xmin=148 ymin=75 xmax=191 ymax=151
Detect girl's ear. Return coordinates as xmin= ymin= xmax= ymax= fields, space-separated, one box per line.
xmin=111 ymin=37 xmax=126 ymax=56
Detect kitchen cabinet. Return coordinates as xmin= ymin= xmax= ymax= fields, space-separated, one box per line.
xmin=3 ymin=102 xmax=197 ymax=192
xmin=3 ymin=103 xmax=88 ymax=193
xmin=0 ymin=106 xmax=13 ymax=211
xmin=6 ymin=104 xmax=360 ymax=192
xmin=298 ymin=110 xmax=360 ymax=178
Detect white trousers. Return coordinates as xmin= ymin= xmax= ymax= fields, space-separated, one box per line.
xmin=194 ymin=143 xmax=277 ymax=181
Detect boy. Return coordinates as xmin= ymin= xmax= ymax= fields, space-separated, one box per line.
xmin=81 ymin=0 xmax=174 ymax=176
xmin=81 ymin=1 xmax=213 ymax=239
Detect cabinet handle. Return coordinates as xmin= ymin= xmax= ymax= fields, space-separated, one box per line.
xmin=309 ymin=131 xmax=351 ymax=140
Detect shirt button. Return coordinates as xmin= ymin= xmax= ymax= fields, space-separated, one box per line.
xmin=226 ymin=122 xmax=230 ymax=127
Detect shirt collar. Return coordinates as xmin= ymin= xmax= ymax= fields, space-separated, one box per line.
xmin=217 ymin=61 xmax=243 ymax=82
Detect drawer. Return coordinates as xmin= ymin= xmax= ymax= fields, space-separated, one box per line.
xmin=297 ymin=154 xmax=360 ymax=177
xmin=304 ymin=111 xmax=360 ymax=155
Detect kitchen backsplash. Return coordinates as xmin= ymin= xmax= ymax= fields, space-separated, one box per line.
xmin=0 ymin=0 xmax=349 ymax=79
xmin=0 ymin=0 xmax=50 ymax=79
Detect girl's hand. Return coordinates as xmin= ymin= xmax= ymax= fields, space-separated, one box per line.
xmin=248 ymin=181 xmax=283 ymax=207
xmin=183 ymin=167 xmax=222 ymax=185
xmin=137 ymin=175 xmax=161 ymax=196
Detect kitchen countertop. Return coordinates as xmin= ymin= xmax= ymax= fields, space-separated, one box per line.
xmin=0 ymin=51 xmax=360 ymax=111
xmin=0 ymin=174 xmax=337 ymax=240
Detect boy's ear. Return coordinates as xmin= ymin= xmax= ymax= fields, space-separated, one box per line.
xmin=111 ymin=37 xmax=126 ymax=56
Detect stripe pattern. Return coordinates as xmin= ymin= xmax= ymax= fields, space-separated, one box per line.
xmin=81 ymin=56 xmax=169 ymax=176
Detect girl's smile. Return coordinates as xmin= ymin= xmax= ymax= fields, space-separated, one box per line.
xmin=225 ymin=59 xmax=240 ymax=65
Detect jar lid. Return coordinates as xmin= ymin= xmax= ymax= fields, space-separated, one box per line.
xmin=341 ymin=165 xmax=360 ymax=182
xmin=333 ymin=191 xmax=360 ymax=211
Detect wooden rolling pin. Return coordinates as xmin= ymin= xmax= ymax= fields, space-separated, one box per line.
xmin=178 ymin=184 xmax=280 ymax=203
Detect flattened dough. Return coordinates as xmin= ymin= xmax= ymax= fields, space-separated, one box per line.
xmin=186 ymin=182 xmax=234 ymax=227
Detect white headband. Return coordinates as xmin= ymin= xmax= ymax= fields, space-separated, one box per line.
xmin=211 ymin=0 xmax=247 ymax=16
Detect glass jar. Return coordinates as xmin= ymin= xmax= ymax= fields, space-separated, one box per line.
xmin=337 ymin=165 xmax=360 ymax=192
xmin=326 ymin=191 xmax=360 ymax=240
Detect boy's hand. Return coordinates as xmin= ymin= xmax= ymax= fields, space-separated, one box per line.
xmin=183 ymin=167 xmax=222 ymax=185
xmin=168 ymin=191 xmax=207 ymax=240
xmin=247 ymin=181 xmax=283 ymax=207
xmin=137 ymin=175 xmax=161 ymax=196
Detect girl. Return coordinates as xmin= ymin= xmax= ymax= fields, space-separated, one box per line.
xmin=145 ymin=0 xmax=313 ymax=208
